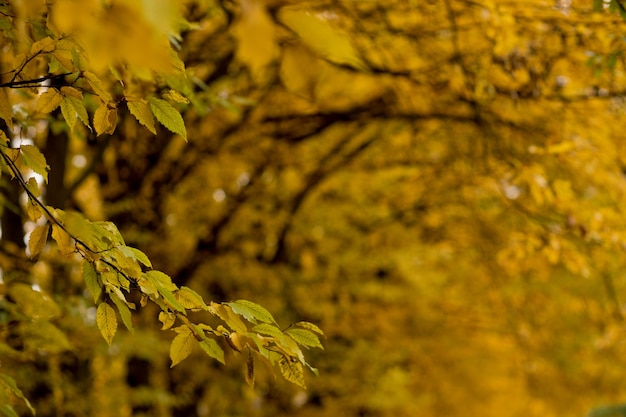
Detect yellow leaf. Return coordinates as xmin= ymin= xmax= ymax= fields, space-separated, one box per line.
xmin=30 ymin=36 xmax=56 ymax=54
xmin=159 ymin=311 xmax=176 ymax=330
xmin=232 ymin=0 xmax=277 ymax=80
xmin=60 ymin=96 xmax=88 ymax=130
xmin=170 ymin=326 xmax=195 ymax=367
xmin=37 ymin=89 xmax=63 ymax=114
xmin=83 ymin=71 xmax=112 ymax=102
xmin=52 ymin=50 xmax=74 ymax=71
xmin=51 ymin=224 xmax=74 ymax=255
xmin=127 ymin=99 xmax=156 ymax=134
xmin=278 ymin=9 xmax=366 ymax=70
xmin=28 ymin=224 xmax=50 ymax=258
xmin=175 ymin=286 xmax=207 ymax=310
xmin=26 ymin=200 xmax=43 ymax=222
xmin=96 ymin=302 xmax=117 ymax=346
xmin=162 ymin=89 xmax=189 ymax=104
xmin=93 ymin=102 xmax=117 ymax=136
xmin=278 ymin=355 xmax=306 ymax=388
xmin=0 ymin=88 xmax=13 ymax=129
xmin=60 ymin=86 xmax=82 ymax=100
xmin=21 ymin=145 xmax=50 ymax=183
xmin=547 ymin=141 xmax=576 ymax=154
xmin=280 ymin=44 xmax=320 ymax=99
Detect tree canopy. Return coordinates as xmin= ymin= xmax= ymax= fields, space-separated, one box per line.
xmin=2 ymin=0 xmax=626 ymax=416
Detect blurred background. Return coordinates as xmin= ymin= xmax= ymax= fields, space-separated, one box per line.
xmin=5 ymin=0 xmax=626 ymax=416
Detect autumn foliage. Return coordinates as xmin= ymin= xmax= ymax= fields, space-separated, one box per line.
xmin=2 ymin=0 xmax=626 ymax=416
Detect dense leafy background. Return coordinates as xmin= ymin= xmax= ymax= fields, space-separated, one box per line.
xmin=3 ymin=0 xmax=626 ymax=416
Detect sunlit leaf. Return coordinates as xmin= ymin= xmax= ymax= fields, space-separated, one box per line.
xmin=285 ymin=328 xmax=324 ymax=350
xmin=228 ymin=299 xmax=277 ymax=325
xmin=127 ymin=98 xmax=157 ymax=134
xmin=148 ymin=96 xmax=187 ymax=140
xmin=252 ymin=323 xmax=283 ymax=338
xmin=20 ymin=145 xmax=49 ymax=183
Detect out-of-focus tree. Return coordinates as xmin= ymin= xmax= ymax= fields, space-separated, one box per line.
xmin=3 ymin=0 xmax=626 ymax=416
xmin=0 ymin=1 xmax=323 ymax=416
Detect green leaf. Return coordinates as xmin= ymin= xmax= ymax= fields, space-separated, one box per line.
xmin=285 ymin=328 xmax=324 ymax=350
xmin=127 ymin=99 xmax=157 ymax=135
xmin=252 ymin=323 xmax=284 ymax=338
xmin=228 ymin=299 xmax=277 ymax=325
xmin=28 ymin=223 xmax=50 ymax=257
xmin=148 ymin=96 xmax=187 ymax=140
xmin=82 ymin=262 xmax=102 ymax=303
xmin=96 ymin=302 xmax=117 ymax=345
xmin=20 ymin=145 xmax=49 ymax=183
xmin=170 ymin=326 xmax=195 ymax=367
xmin=120 ymin=246 xmax=152 ymax=267
xmin=110 ymin=293 xmax=134 ymax=333
xmin=83 ymin=71 xmax=112 ymax=102
xmin=144 ymin=271 xmax=186 ymax=312
xmin=144 ymin=270 xmax=177 ymax=291
xmin=60 ymin=96 xmax=89 ymax=131
xmin=0 ymin=373 xmax=36 ymax=415
xmin=199 ymin=337 xmax=225 ymax=364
